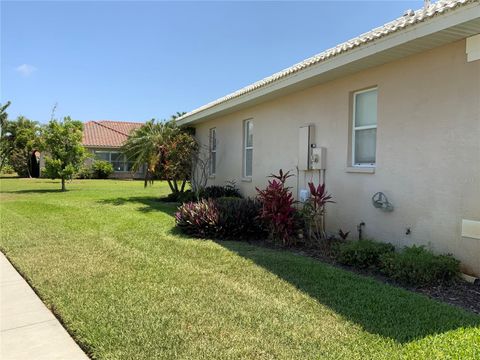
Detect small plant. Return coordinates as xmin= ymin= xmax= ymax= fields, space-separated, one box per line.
xmin=224 ymin=180 xmax=241 ymax=198
xmin=301 ymin=182 xmax=334 ymax=245
xmin=338 ymin=229 xmax=350 ymax=240
xmin=336 ymin=239 xmax=395 ymax=268
xmin=380 ymin=245 xmax=460 ymax=286
xmin=92 ymin=160 xmax=114 ymax=179
xmin=0 ymin=163 xmax=15 ymax=175
xmin=256 ymin=169 xmax=298 ymax=246
xmin=175 ymin=199 xmax=219 ymax=238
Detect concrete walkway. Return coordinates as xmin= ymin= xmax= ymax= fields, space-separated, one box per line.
xmin=0 ymin=253 xmax=88 ymax=360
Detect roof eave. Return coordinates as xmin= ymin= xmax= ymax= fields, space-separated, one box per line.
xmin=178 ymin=2 xmax=480 ymax=126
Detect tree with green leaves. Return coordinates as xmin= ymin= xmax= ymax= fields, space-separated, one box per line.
xmin=4 ymin=116 xmax=42 ymax=177
xmin=43 ymin=117 xmax=85 ymax=191
xmin=0 ymin=101 xmax=12 ymax=172
xmin=122 ymin=115 xmax=197 ymax=197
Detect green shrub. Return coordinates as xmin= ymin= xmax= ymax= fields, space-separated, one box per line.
xmin=380 ymin=245 xmax=460 ymax=286
xmin=215 ymin=197 xmax=266 ymax=240
xmin=162 ymin=183 xmax=242 ymax=204
xmin=175 ymin=197 xmax=266 ymax=240
xmin=336 ymin=239 xmax=395 ymax=269
xmin=76 ymin=165 xmax=93 ymax=179
xmin=0 ymin=164 xmax=15 ymax=175
xmin=92 ymin=160 xmax=114 ymax=179
xmin=161 ymin=190 xmax=197 ymax=203
xmin=199 ymin=184 xmax=242 ymax=199
xmin=175 ymin=199 xmax=219 ymax=238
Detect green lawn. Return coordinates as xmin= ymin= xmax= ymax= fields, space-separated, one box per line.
xmin=1 ymin=178 xmax=479 ymax=359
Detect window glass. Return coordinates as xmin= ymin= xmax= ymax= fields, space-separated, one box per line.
xmin=210 ymin=152 xmax=216 ymax=175
xmin=244 ymin=120 xmax=253 ymax=177
xmin=93 ymin=151 xmax=132 ymax=172
xmin=126 ymin=161 xmax=135 ymax=172
xmin=354 ymin=128 xmax=376 ymax=164
xmin=95 ymin=151 xmax=109 ymax=161
xmin=353 ymin=88 xmax=377 ymax=166
xmin=355 ymin=90 xmax=377 ymax=127
xmin=209 ymin=128 xmax=216 ymax=175
xmin=246 ymin=121 xmax=253 ymax=148
xmin=245 ymin=149 xmax=253 ymax=177
xmin=110 ymin=152 xmax=123 ymax=162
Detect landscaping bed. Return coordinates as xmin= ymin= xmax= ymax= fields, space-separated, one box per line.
xmin=290 ymin=246 xmax=480 ymax=315
xmin=176 ymin=173 xmax=479 ymax=316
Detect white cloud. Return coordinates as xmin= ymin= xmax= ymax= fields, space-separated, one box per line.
xmin=15 ymin=64 xmax=37 ymax=77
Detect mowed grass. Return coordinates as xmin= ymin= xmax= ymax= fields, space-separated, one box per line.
xmin=0 ymin=178 xmax=479 ymax=359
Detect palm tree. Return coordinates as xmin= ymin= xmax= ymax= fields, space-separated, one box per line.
xmin=0 ymin=101 xmax=12 ymax=171
xmin=122 ymin=119 xmax=183 ymax=191
xmin=0 ymin=101 xmax=11 ymax=131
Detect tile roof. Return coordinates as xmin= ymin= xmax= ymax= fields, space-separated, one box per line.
xmin=179 ymin=0 xmax=478 ymax=122
xmin=82 ymin=121 xmax=143 ymax=148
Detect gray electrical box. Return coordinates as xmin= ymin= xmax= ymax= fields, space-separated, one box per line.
xmin=298 ymin=125 xmax=314 ymax=170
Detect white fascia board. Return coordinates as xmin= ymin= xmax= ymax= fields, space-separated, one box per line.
xmin=178 ymin=3 xmax=480 ymax=126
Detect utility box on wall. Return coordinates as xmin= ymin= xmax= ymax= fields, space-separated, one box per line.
xmin=311 ymin=147 xmax=327 ymax=170
xmin=298 ymin=125 xmax=314 ymax=170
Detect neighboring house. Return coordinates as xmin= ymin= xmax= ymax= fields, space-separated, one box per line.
xmin=82 ymin=121 xmax=145 ymax=179
xmin=178 ymin=0 xmax=480 ymax=275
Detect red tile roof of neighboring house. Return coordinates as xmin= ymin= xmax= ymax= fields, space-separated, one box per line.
xmin=82 ymin=121 xmax=144 ymax=148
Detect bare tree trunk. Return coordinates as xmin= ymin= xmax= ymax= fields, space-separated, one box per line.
xmin=26 ymin=151 xmax=32 ymax=178
xmin=180 ymin=179 xmax=186 ymax=192
xmin=61 ymin=177 xmax=66 ymax=191
xmin=167 ymin=179 xmax=175 ymax=193
xmin=144 ymin=170 xmax=149 ymax=188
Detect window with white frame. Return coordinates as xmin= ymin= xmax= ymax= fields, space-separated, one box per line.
xmin=93 ymin=150 xmax=133 ymax=172
xmin=243 ymin=119 xmax=253 ymax=177
xmin=352 ymin=88 xmax=377 ymax=166
xmin=209 ymin=128 xmax=216 ymax=176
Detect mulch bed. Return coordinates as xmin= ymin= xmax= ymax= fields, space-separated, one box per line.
xmin=252 ymin=241 xmax=480 ymax=315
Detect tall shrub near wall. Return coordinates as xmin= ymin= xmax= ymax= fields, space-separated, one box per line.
xmin=256 ymin=170 xmax=297 ymax=246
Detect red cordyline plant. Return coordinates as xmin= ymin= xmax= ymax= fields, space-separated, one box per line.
xmin=303 ymin=182 xmax=335 ymax=243
xmin=307 ymin=182 xmax=334 ymax=210
xmin=256 ymin=169 xmax=297 ymax=246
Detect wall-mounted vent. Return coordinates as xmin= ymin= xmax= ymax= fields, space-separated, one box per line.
xmin=462 ymin=219 xmax=480 ymax=240
xmin=466 ymin=34 xmax=480 ymax=62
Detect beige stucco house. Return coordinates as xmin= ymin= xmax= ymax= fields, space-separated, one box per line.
xmin=81 ymin=121 xmax=146 ymax=179
xmin=178 ymin=0 xmax=480 ymax=276
xmin=40 ymin=120 xmax=145 ymax=179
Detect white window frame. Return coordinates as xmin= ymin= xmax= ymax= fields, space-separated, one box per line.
xmin=243 ymin=119 xmax=253 ymax=178
xmin=209 ymin=128 xmax=216 ymax=176
xmin=352 ymin=87 xmax=377 ymax=167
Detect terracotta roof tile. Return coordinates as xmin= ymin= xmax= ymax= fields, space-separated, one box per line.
xmin=82 ymin=121 xmax=143 ymax=148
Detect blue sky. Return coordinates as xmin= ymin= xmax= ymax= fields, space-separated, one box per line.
xmin=1 ymin=1 xmax=422 ymax=123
